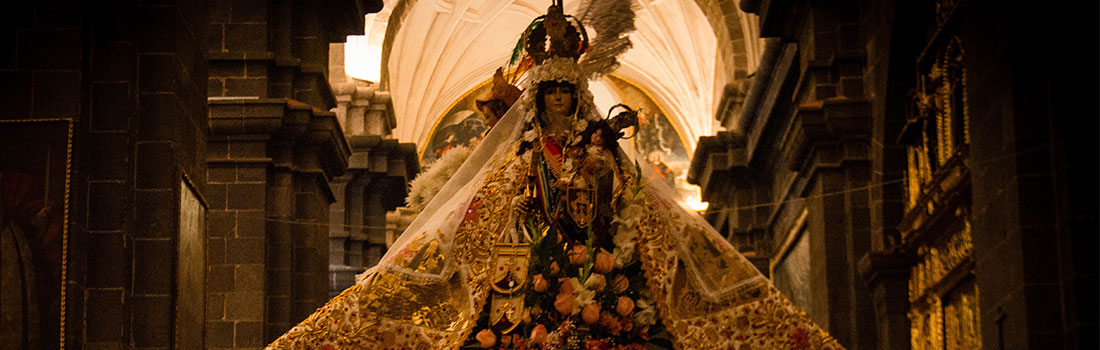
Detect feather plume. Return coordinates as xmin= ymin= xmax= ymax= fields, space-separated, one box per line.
xmin=577 ymin=0 xmax=637 ymax=79
xmin=509 ymin=20 xmax=543 ymax=67
xmin=510 ymin=56 xmax=535 ymax=84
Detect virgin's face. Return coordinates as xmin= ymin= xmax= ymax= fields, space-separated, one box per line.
xmin=543 ymin=86 xmax=574 ymax=116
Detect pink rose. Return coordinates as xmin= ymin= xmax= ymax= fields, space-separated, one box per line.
xmin=611 ymin=275 xmax=629 ymax=293
xmin=555 ymin=293 xmax=575 ymax=315
xmin=569 ymin=244 xmax=588 ymax=265
xmin=616 ymin=296 xmax=634 ymax=316
xmin=533 ymin=274 xmax=548 ymax=292
xmin=622 ymin=319 xmax=634 ymax=332
xmin=598 ymin=312 xmax=614 ymax=327
xmin=584 ymin=339 xmax=610 ymax=350
xmin=603 ymin=314 xmax=622 ymax=334
xmin=593 ymin=250 xmax=614 ymax=273
xmin=531 ymin=324 xmax=548 ymax=344
xmin=582 ymin=303 xmax=601 ymax=324
xmin=476 ymin=329 xmax=497 ymax=347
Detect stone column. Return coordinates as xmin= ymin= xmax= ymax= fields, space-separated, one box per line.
xmin=208 ymin=99 xmax=350 ymax=345
xmin=325 ymin=43 xmax=419 ymax=296
xmin=859 ymin=253 xmax=912 ymax=350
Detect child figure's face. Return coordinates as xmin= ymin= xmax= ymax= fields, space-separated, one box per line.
xmin=590 ymin=129 xmax=605 ymax=147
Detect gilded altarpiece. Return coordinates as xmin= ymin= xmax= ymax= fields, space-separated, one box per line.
xmin=899 ymin=5 xmax=981 ymax=348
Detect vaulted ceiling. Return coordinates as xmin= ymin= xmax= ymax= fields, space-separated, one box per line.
xmin=349 ymin=0 xmax=763 ymax=152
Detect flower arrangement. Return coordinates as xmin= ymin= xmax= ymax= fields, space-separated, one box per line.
xmin=464 ymin=167 xmax=666 ymax=350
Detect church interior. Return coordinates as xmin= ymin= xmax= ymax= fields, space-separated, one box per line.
xmin=0 ymin=0 xmax=1095 ymax=348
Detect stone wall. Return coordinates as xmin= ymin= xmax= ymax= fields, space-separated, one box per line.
xmin=204 ymin=1 xmax=370 ymax=346
xmin=1 ymin=1 xmax=210 ymax=349
xmin=0 ymin=0 xmax=381 ymax=348
xmin=690 ymin=0 xmax=1098 ymax=349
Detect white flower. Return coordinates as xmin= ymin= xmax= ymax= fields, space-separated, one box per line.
xmin=523 ymin=57 xmax=589 ymax=93
xmin=570 ymin=278 xmax=595 ymax=314
xmin=524 ymin=129 xmax=538 ymax=141
xmin=634 ymin=298 xmax=657 ymax=326
xmin=573 ymin=119 xmax=588 ymax=132
xmin=405 ymin=145 xmax=473 ymax=212
xmin=586 ymin=145 xmax=602 ymax=155
xmin=612 ymin=243 xmax=635 ymax=268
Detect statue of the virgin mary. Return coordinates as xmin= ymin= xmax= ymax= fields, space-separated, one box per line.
xmin=267 ymin=2 xmax=843 ymax=349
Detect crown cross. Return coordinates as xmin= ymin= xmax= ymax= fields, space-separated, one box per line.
xmin=524 ymin=2 xmax=588 ymax=64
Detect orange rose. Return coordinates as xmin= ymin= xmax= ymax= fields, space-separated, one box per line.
xmin=568 ymin=244 xmax=588 ymax=265
xmin=611 ymin=275 xmax=629 ymax=293
xmin=555 ymin=293 xmax=575 ymax=315
xmin=582 ymin=303 xmax=601 ymax=324
xmin=616 ymin=296 xmax=634 ymax=316
xmin=593 ymin=250 xmax=614 ymax=273
xmin=558 ymin=277 xmax=575 ymax=295
xmin=548 ymin=261 xmax=561 ymax=276
xmin=476 ymin=329 xmax=497 ymax=347
xmin=531 ymin=324 xmax=548 ymax=344
xmin=533 ymin=274 xmax=548 ymax=292
xmin=585 ymin=273 xmax=606 ymax=291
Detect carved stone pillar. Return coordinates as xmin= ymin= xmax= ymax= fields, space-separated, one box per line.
xmin=326 ymin=44 xmax=419 ymax=296
xmin=208 ymin=98 xmax=349 ymax=341
xmin=859 ymin=253 xmax=913 ymax=350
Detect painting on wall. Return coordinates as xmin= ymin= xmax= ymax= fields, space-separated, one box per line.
xmin=420 ymin=80 xmax=494 ymax=164
xmin=604 ymin=75 xmax=690 ymax=190
xmin=0 ymin=119 xmax=71 ymax=349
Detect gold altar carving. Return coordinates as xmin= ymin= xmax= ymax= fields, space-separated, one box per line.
xmin=909 ymin=221 xmax=973 ymax=302
xmin=904 ymin=33 xmax=980 ymax=350
xmin=905 ymin=37 xmax=968 ymax=212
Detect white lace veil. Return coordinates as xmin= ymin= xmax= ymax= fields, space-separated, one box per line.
xmin=358 ymin=86 xmax=536 ymax=285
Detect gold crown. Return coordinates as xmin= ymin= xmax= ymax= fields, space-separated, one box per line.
xmin=524 ymin=3 xmax=588 ymax=64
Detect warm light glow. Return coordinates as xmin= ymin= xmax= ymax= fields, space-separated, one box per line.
xmin=345 ymin=11 xmax=389 ymax=82
xmin=685 ymin=195 xmax=709 ymax=212
xmin=588 ymin=78 xmax=621 ymax=118
xmin=386 ymin=0 xmax=726 ymax=151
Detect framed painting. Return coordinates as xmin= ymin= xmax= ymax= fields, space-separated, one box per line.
xmin=420 ymin=79 xmax=493 ymax=164
xmin=604 ymin=74 xmax=690 ymax=190
xmin=0 ymin=118 xmax=72 ymax=349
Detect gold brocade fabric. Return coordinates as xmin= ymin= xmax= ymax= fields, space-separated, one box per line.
xmin=632 ymin=188 xmax=842 ymax=349
xmin=265 ymin=140 xmax=843 ymax=349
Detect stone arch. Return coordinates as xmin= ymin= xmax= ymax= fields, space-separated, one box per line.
xmin=374 ymin=0 xmax=764 ymax=149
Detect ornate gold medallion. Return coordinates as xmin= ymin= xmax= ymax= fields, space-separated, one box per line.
xmin=566 ymin=174 xmax=596 ymax=228
xmin=490 ymin=293 xmax=525 ymax=334
xmin=490 ymin=243 xmax=532 ymax=293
